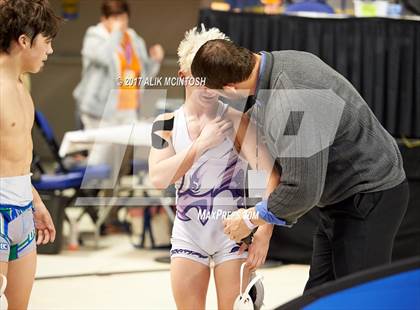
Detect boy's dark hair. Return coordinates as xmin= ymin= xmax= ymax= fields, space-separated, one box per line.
xmin=101 ymin=0 xmax=130 ymax=18
xmin=0 ymin=0 xmax=61 ymax=53
xmin=191 ymin=39 xmax=256 ymax=89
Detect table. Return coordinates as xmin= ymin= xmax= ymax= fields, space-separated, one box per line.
xmin=59 ymin=121 xmax=175 ymax=248
xmin=59 ymin=121 xmax=153 ymax=157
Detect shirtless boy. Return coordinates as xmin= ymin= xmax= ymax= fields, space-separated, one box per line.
xmin=0 ymin=0 xmax=60 ymax=308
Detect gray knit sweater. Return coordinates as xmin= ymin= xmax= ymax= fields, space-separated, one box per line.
xmin=257 ymin=51 xmax=406 ymax=224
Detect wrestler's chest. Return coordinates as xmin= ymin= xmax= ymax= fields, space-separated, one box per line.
xmin=0 ymin=100 xmax=34 ymax=135
xmin=185 ymin=120 xmax=203 ymax=141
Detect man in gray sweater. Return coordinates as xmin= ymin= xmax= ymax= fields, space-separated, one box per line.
xmin=191 ymin=39 xmax=409 ymax=290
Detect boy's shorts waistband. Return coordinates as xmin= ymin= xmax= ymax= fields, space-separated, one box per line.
xmin=0 ymin=174 xmax=33 ymax=207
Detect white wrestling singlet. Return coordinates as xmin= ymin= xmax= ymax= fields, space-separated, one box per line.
xmin=170 ymin=102 xmax=249 ymax=266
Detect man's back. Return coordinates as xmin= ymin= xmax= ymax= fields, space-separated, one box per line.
xmin=265 ymin=50 xmax=405 ymax=207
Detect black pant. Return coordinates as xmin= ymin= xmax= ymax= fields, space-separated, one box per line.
xmin=304 ymin=180 xmax=409 ymax=291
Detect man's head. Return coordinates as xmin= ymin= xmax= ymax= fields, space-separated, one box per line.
xmin=0 ymin=0 xmax=60 ymax=73
xmin=101 ymin=0 xmax=130 ymax=33
xmin=191 ymin=39 xmax=257 ymax=100
xmin=178 ymin=25 xmax=229 ymax=75
xmin=177 ymin=26 xmax=230 ymax=107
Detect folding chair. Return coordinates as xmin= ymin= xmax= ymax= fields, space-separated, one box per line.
xmin=34 ymin=110 xmax=112 ymax=248
xmin=31 ymin=152 xmax=84 ymax=253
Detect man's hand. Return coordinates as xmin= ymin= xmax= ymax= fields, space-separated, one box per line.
xmin=33 ymin=200 xmax=56 ymax=245
xmin=110 ymin=19 xmax=124 ymax=32
xmin=223 ymin=208 xmax=252 ymax=242
xmin=149 ymin=44 xmax=164 ymax=63
xmin=238 ymin=225 xmax=273 ymax=271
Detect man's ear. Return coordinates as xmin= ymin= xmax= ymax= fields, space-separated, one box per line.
xmin=178 ymin=70 xmax=185 ymax=78
xmin=17 ymin=34 xmax=30 ymax=49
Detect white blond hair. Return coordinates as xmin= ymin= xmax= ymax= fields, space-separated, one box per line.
xmin=177 ymin=24 xmax=230 ymax=73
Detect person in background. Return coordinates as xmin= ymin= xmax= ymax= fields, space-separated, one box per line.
xmin=73 ymin=0 xmax=164 ymax=163
xmin=73 ymin=0 xmax=164 ymax=233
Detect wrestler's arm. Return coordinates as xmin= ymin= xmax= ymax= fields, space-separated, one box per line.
xmin=81 ymin=27 xmax=122 ymax=66
xmin=32 ymin=187 xmax=42 ymax=206
xmin=229 ymin=109 xmax=280 ymax=226
xmin=148 ymin=113 xmax=207 ymax=189
xmin=228 ymin=109 xmax=279 ymax=269
xmin=31 ymin=186 xmax=56 ymax=244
